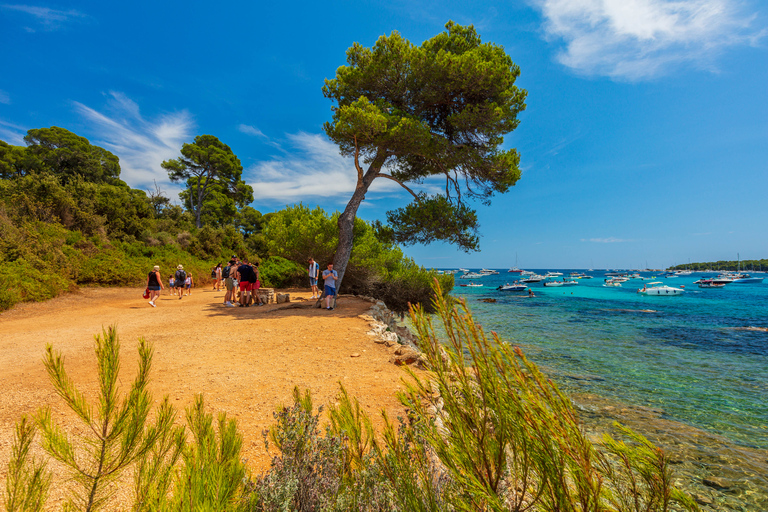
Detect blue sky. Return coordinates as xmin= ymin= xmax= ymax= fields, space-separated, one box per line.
xmin=1 ymin=0 xmax=766 ymax=269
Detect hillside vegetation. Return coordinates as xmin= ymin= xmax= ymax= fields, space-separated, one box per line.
xmin=0 ymin=127 xmax=451 ymax=312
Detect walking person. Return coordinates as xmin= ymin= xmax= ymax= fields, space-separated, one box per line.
xmin=169 ymin=274 xmax=176 ymax=296
xmin=322 ymin=262 xmax=338 ymax=310
xmin=184 ymin=272 xmax=193 ymax=296
xmin=174 ymin=265 xmax=187 ymax=299
xmin=308 ymin=257 xmax=320 ymax=299
xmin=146 ymin=265 xmax=163 ymax=307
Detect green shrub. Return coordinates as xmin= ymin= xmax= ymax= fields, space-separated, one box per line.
xmin=260 ymin=256 xmax=306 ymax=288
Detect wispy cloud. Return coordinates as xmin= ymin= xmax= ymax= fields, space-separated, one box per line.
xmin=246 ymin=132 xmax=404 ymax=202
xmin=0 ymin=90 xmax=10 ymax=104
xmin=238 ymin=124 xmax=265 ymax=138
xmin=73 ymin=91 xmax=194 ymax=192
xmin=0 ymin=119 xmax=26 ymax=145
xmin=1 ymin=4 xmax=88 ymax=31
xmin=581 ymin=237 xmax=634 ymax=243
xmin=534 ymin=0 xmax=765 ymax=80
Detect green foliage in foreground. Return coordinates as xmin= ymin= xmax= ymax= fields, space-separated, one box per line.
xmin=3 ymin=289 xmax=699 ymax=511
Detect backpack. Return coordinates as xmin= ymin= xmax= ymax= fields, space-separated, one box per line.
xmin=222 ymin=265 xmax=231 ymax=279
xmin=211 ymin=267 xmax=217 ymax=278
xmin=175 ymin=269 xmax=187 ymax=282
xmin=240 ymin=265 xmax=256 ymax=283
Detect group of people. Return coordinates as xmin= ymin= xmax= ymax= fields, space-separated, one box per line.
xmin=145 ymin=264 xmax=193 ymax=307
xmin=146 ymin=256 xmax=339 ymax=310
xmin=219 ymin=256 xmax=265 ymax=307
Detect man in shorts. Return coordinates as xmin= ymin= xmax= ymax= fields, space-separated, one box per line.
xmin=237 ymin=258 xmax=256 ymax=307
xmin=322 ymin=262 xmax=338 ymax=310
xmin=308 ymin=257 xmax=319 ymax=298
xmin=223 ymin=259 xmax=237 ymax=306
xmin=174 ymin=265 xmax=187 ymax=299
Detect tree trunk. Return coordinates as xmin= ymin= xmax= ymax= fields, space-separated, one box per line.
xmin=332 ymin=154 xmax=385 ymax=293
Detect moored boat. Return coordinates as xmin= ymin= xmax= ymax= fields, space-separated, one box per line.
xmin=497 ymin=282 xmax=528 ymax=292
xmin=638 ymin=282 xmax=684 ymax=296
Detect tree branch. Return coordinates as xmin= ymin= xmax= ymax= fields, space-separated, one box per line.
xmin=376 ymin=173 xmax=419 ymax=200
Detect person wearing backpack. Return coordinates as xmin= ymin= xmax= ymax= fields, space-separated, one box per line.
xmin=174 ymin=265 xmax=187 ymax=300
xmin=236 ymin=258 xmax=256 ymax=307
xmin=222 ymin=260 xmax=236 ymax=307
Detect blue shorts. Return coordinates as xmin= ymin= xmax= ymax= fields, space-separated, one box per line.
xmin=310 ymin=278 xmax=317 ymax=286
xmin=324 ymin=285 xmax=337 ymax=296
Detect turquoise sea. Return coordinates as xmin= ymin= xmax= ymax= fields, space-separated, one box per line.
xmin=448 ymin=269 xmax=768 ymax=510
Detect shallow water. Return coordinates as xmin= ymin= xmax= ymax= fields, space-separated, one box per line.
xmin=449 ymin=269 xmax=768 ymax=509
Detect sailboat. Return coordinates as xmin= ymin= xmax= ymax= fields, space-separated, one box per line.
xmin=508 ymin=252 xmax=523 ymax=273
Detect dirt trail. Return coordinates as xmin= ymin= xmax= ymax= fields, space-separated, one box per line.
xmin=0 ymin=286 xmax=415 ymax=497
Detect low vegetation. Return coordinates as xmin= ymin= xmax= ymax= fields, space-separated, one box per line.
xmin=3 ymin=287 xmax=699 ymax=511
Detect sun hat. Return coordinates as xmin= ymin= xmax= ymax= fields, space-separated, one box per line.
xmin=177 ymin=264 xmax=184 ymax=270
xmin=153 ymin=265 xmax=160 ymax=271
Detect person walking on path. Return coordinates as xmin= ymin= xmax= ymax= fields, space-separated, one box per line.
xmin=184 ymin=273 xmax=193 ymax=296
xmin=174 ymin=265 xmax=187 ymax=299
xmin=322 ymin=262 xmax=338 ymax=310
xmin=222 ymin=260 xmax=237 ymax=306
xmin=308 ymin=257 xmax=320 ymax=299
xmin=146 ymin=265 xmax=163 ymax=307
xmin=169 ymin=274 xmax=176 ymax=296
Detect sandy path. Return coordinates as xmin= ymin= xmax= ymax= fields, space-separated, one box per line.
xmin=0 ymin=286 xmax=414 ymax=498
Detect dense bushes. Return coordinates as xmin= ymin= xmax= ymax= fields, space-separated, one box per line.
xmin=0 ymin=162 xmax=450 ymax=313
xmin=264 ymin=204 xmax=452 ymax=311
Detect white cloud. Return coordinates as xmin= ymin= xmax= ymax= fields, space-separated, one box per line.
xmin=73 ymin=91 xmax=194 ymax=192
xmin=0 ymin=119 xmax=26 ymax=145
xmin=246 ymin=132 xmax=404 ymax=202
xmin=534 ymin=0 xmax=765 ymax=79
xmin=0 ymin=90 xmax=9 ymax=104
xmin=238 ymin=124 xmax=265 ymax=137
xmin=581 ymin=237 xmax=634 ymax=243
xmin=1 ymin=4 xmax=88 ymax=30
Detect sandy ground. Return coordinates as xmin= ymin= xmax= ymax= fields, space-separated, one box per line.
xmin=0 ymin=286 xmax=415 ymax=504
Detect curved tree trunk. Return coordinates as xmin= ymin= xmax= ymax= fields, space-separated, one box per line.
xmin=331 ymin=152 xmax=386 ymax=294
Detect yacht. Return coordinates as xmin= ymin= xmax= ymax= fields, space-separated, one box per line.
xmin=497 ymin=282 xmax=528 ymax=292
xmin=638 ymin=282 xmax=684 ymax=296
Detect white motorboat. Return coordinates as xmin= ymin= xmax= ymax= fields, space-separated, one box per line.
xmin=460 ymin=272 xmax=485 ymax=279
xmin=638 ymin=282 xmax=684 ymax=296
xmin=543 ymin=280 xmax=564 ymax=287
xmin=603 ymin=279 xmax=622 ymax=287
xmin=460 ymin=282 xmax=484 ymax=287
xmin=522 ymin=274 xmax=545 ymax=283
xmin=498 ymin=282 xmax=528 ymax=292
xmin=545 ymin=271 xmax=563 ymax=277
xmin=562 ymin=279 xmax=579 ymax=286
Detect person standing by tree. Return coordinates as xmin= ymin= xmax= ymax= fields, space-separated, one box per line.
xmin=322 ymin=263 xmax=338 ymax=310
xmin=146 ymin=265 xmax=163 ymax=307
xmin=308 ymin=257 xmax=320 ymax=299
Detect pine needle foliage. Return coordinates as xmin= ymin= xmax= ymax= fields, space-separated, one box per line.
xmin=393 ymin=280 xmax=700 ymax=512
xmin=34 ymin=326 xmax=175 ymax=512
xmin=4 ymin=416 xmax=51 ymax=512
